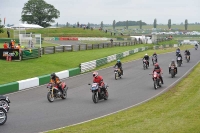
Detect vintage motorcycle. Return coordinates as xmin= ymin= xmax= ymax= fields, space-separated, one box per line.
xmin=143 ymin=59 xmax=148 ymax=70
xmin=170 ymin=65 xmax=176 ymax=78
xmin=150 ymin=71 xmax=162 ymax=90
xmin=0 ymin=95 xmax=10 ymax=112
xmin=0 ymin=106 xmax=7 ymax=125
xmin=88 ymin=83 xmax=109 ymax=103
xmin=114 ymin=67 xmax=122 ymax=80
xmin=47 ymin=82 xmax=68 ymax=102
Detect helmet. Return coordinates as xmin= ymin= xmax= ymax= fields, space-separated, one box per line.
xmin=145 ymin=53 xmax=148 ymax=56
xmin=154 ymin=63 xmax=159 ymax=67
xmin=93 ymin=71 xmax=98 ymax=77
xmin=154 ymin=52 xmax=156 ymax=54
xmin=117 ymin=59 xmax=120 ymax=62
xmin=50 ymin=73 xmax=56 ymax=78
xmin=171 ymin=59 xmax=175 ymax=62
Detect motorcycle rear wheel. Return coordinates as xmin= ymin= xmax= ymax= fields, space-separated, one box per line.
xmin=0 ymin=108 xmax=7 ymax=125
xmin=61 ymin=88 xmax=68 ymax=99
xmin=104 ymin=91 xmax=109 ymax=100
xmin=47 ymin=92 xmax=54 ymax=102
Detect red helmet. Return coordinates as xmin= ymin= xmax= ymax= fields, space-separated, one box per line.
xmin=93 ymin=71 xmax=98 ymax=77
xmin=154 ymin=63 xmax=159 ymax=67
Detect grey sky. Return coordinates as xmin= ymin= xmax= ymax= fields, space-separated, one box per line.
xmin=0 ymin=0 xmax=199 ymax=25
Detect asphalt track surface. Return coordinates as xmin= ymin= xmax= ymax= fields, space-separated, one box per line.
xmin=1 ymin=49 xmax=200 ymax=133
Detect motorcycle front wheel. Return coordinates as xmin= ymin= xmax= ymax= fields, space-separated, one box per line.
xmin=154 ymin=80 xmax=158 ymax=90
xmin=92 ymin=92 xmax=98 ymax=103
xmin=0 ymin=108 xmax=7 ymax=125
xmin=47 ymin=92 xmax=54 ymax=102
xmin=0 ymin=100 xmax=10 ymax=112
xmin=115 ymin=73 xmax=117 ymax=80
xmin=171 ymin=69 xmax=175 ymax=78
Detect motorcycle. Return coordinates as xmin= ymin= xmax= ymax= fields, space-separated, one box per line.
xmin=114 ymin=67 xmax=122 ymax=80
xmin=177 ymin=57 xmax=182 ymax=67
xmin=170 ymin=65 xmax=176 ymax=78
xmin=150 ymin=71 xmax=162 ymax=90
xmin=0 ymin=95 xmax=10 ymax=112
xmin=47 ymin=82 xmax=68 ymax=102
xmin=143 ymin=59 xmax=148 ymax=70
xmin=152 ymin=56 xmax=157 ymax=65
xmin=195 ymin=45 xmax=198 ymax=50
xmin=0 ymin=106 xmax=7 ymax=125
xmin=88 ymin=83 xmax=109 ymax=103
xmin=185 ymin=55 xmax=190 ymax=63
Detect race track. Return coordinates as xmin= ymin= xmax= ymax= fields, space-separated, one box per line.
xmin=1 ymin=48 xmax=199 ymax=133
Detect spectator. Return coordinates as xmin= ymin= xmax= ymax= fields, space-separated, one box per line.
xmin=3 ymin=42 xmax=8 ymax=49
xmin=114 ymin=32 xmax=116 ymax=36
xmin=111 ymin=32 xmax=112 ymax=36
xmin=15 ymin=44 xmax=21 ymax=49
xmin=110 ymin=39 xmax=113 ymax=46
xmin=7 ymin=29 xmax=10 ymax=38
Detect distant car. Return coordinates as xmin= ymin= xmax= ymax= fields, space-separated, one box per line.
xmin=0 ymin=95 xmax=11 ymax=112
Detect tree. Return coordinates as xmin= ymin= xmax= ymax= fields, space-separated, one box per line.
xmin=113 ymin=20 xmax=116 ymax=30
xmin=126 ymin=20 xmax=128 ymax=29
xmin=185 ymin=19 xmax=188 ymax=30
xmin=168 ymin=19 xmax=171 ymax=29
xmin=0 ymin=19 xmax=4 ymax=33
xmin=77 ymin=22 xmax=79 ymax=27
xmin=153 ymin=19 xmax=157 ymax=28
xmin=21 ymin=0 xmax=60 ymax=28
xmin=139 ymin=20 xmax=142 ymax=29
xmin=101 ymin=21 xmax=103 ymax=29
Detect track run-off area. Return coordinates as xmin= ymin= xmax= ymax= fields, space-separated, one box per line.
xmin=1 ymin=48 xmax=200 ymax=133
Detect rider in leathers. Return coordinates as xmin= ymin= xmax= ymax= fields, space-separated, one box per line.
xmin=152 ymin=52 xmax=158 ymax=63
xmin=143 ymin=53 xmax=149 ymax=67
xmin=114 ymin=60 xmax=123 ymax=75
xmin=169 ymin=59 xmax=178 ymax=74
xmin=153 ymin=63 xmax=164 ymax=84
xmin=93 ymin=71 xmax=108 ymax=96
xmin=177 ymin=53 xmax=183 ymax=64
xmin=50 ymin=73 xmax=63 ymax=94
xmin=184 ymin=50 xmax=190 ymax=60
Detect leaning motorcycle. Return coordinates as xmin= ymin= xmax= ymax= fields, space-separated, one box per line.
xmin=170 ymin=65 xmax=176 ymax=78
xmin=114 ymin=67 xmax=122 ymax=80
xmin=195 ymin=45 xmax=198 ymax=50
xmin=88 ymin=83 xmax=109 ymax=103
xmin=150 ymin=71 xmax=162 ymax=90
xmin=177 ymin=57 xmax=182 ymax=67
xmin=0 ymin=106 xmax=7 ymax=125
xmin=143 ymin=59 xmax=148 ymax=70
xmin=47 ymin=82 xmax=68 ymax=102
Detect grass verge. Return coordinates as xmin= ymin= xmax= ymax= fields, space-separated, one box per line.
xmin=0 ymin=44 xmax=192 ymax=85
xmin=47 ymin=50 xmax=200 ymax=133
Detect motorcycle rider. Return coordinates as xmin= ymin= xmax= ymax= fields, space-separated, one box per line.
xmin=176 ymin=47 xmax=180 ymax=56
xmin=184 ymin=49 xmax=190 ymax=60
xmin=114 ymin=59 xmax=123 ymax=75
xmin=177 ymin=53 xmax=183 ymax=64
xmin=143 ymin=53 xmax=149 ymax=67
xmin=93 ymin=71 xmax=108 ymax=96
xmin=169 ymin=59 xmax=178 ymax=74
xmin=153 ymin=63 xmax=164 ymax=84
xmin=152 ymin=52 xmax=158 ymax=63
xmin=195 ymin=44 xmax=198 ymax=49
xmin=50 ymin=73 xmax=63 ymax=94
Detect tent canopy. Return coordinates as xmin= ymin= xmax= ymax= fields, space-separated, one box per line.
xmin=11 ymin=24 xmax=43 ymax=29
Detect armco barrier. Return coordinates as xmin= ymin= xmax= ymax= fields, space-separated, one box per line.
xmin=0 ymin=82 xmax=19 ymax=95
xmin=116 ymin=53 xmax=123 ymax=59
xmin=96 ymin=57 xmax=107 ymax=67
xmin=38 ymin=74 xmax=50 ymax=85
xmin=69 ymin=67 xmax=80 ymax=77
xmin=18 ymin=78 xmax=39 ymax=90
xmin=123 ymin=51 xmax=129 ymax=57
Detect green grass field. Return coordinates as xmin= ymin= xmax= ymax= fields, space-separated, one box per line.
xmin=46 ymin=44 xmax=198 ymax=133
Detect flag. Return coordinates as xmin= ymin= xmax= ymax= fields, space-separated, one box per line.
xmin=4 ymin=18 xmax=5 ymax=25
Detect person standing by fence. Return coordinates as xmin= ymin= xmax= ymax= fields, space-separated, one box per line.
xmin=3 ymin=42 xmax=8 ymax=49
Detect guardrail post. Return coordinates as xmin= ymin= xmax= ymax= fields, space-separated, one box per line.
xmin=71 ymin=45 xmax=73 ymax=51
xmin=79 ymin=45 xmax=81 ymax=51
xmin=98 ymin=44 xmax=99 ymax=49
xmin=103 ymin=43 xmax=104 ymax=48
xmin=86 ymin=44 xmax=88 ymax=50
xmin=63 ymin=46 xmax=65 ymax=52
xmin=53 ymin=46 xmax=56 ymax=53
xmin=92 ymin=44 xmax=94 ymax=49
xmin=42 ymin=47 xmax=45 ymax=54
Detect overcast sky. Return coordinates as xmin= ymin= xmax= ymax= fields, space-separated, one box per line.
xmin=0 ymin=0 xmax=199 ymax=25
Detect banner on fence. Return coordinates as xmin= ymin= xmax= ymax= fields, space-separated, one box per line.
xmin=0 ymin=48 xmax=20 ymax=60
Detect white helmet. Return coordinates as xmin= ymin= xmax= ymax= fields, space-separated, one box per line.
xmin=93 ymin=71 xmax=98 ymax=77
xmin=145 ymin=53 xmax=148 ymax=56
